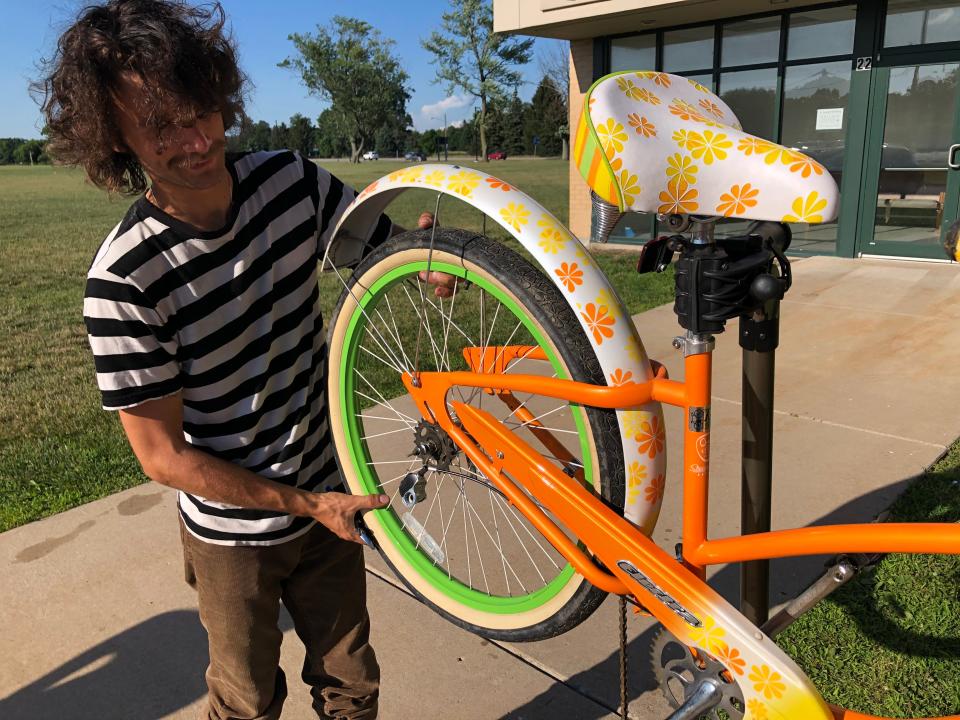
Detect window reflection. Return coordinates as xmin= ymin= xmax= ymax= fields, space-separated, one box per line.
xmin=780 ymin=62 xmax=853 ymax=254
xmin=884 ymin=0 xmax=960 ymax=47
xmin=664 ymin=26 xmax=714 ymax=73
xmin=719 ymin=68 xmax=778 ymax=139
xmin=788 ymin=6 xmax=856 ymax=61
xmin=871 ymin=63 xmax=960 ymax=249
xmin=611 ymin=34 xmax=656 ymax=72
xmin=722 ymin=16 xmax=780 ymax=67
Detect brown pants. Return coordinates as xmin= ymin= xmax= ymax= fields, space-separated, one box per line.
xmin=180 ymin=520 xmax=379 ymax=720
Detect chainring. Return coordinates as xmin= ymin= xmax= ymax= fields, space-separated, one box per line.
xmin=650 ymin=627 xmax=746 ymax=720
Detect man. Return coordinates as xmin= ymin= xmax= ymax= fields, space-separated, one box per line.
xmin=36 ymin=1 xmax=452 ymax=718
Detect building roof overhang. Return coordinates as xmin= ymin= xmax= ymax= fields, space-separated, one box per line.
xmin=494 ymin=0 xmax=835 ymax=39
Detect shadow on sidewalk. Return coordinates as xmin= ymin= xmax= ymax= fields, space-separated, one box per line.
xmin=0 ymin=610 xmax=208 ymax=720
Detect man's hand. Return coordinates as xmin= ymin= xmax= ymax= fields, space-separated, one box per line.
xmin=416 ymin=211 xmax=466 ymax=298
xmin=118 ymin=393 xmax=390 ymax=545
xmin=304 ymin=491 xmax=390 ymax=544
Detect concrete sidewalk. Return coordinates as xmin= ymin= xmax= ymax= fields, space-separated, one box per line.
xmin=2 ymin=256 xmax=958 ymax=719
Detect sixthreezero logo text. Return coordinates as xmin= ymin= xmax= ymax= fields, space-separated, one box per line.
xmin=616 ymin=560 xmax=702 ymax=628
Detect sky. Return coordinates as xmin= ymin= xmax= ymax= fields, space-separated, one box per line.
xmin=1 ymin=0 xmax=563 ymax=140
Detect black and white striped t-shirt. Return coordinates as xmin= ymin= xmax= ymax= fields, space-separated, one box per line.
xmin=83 ymin=150 xmax=392 ymax=546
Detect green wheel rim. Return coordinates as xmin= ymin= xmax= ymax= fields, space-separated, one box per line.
xmin=338 ymin=259 xmax=596 ymax=614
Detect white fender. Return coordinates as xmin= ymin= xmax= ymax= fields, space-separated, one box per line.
xmin=323 ymin=163 xmax=667 ymax=535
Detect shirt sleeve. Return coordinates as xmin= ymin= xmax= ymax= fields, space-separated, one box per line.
xmin=298 ymin=152 xmax=394 ymax=266
xmin=83 ymin=273 xmax=181 ymax=410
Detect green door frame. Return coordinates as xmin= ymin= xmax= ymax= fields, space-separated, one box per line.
xmin=854 ymin=63 xmax=960 ymax=259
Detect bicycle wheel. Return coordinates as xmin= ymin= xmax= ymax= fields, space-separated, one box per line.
xmin=327 ymin=228 xmax=625 ymax=641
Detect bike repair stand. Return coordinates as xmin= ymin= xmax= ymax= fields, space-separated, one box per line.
xmin=739 ymin=300 xmax=779 ymax=627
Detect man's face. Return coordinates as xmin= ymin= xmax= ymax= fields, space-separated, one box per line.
xmin=111 ymin=73 xmax=228 ymax=192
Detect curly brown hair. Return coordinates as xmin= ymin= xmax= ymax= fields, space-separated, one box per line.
xmin=34 ymin=0 xmax=247 ymax=195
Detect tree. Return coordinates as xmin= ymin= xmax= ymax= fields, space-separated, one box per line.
xmin=287 ymin=113 xmax=315 ymax=157
xmin=247 ymin=121 xmax=272 ymax=152
xmin=269 ymin=123 xmax=289 ymax=152
xmin=527 ymin=76 xmax=567 ymax=157
xmin=503 ymin=92 xmax=527 ymax=157
xmin=422 ymin=0 xmax=534 ymax=161
xmin=314 ymin=109 xmax=350 ymax=158
xmin=281 ymin=17 xmax=410 ymax=163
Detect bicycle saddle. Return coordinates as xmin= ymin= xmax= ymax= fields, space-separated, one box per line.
xmin=574 ymin=71 xmax=840 ymax=223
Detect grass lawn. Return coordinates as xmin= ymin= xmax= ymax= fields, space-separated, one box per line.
xmin=1 ymin=158 xmax=958 ymax=716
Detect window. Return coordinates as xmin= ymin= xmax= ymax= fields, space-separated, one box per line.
xmin=719 ymin=68 xmax=779 ymax=139
xmin=884 ymin=0 xmax=960 ymax=47
xmin=787 ymin=6 xmax=856 ymax=60
xmin=663 ymin=26 xmax=714 ymax=72
xmin=610 ymin=34 xmax=656 ymax=72
xmin=722 ymin=16 xmax=781 ymax=67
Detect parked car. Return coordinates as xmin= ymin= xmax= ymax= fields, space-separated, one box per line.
xmin=362 ymin=150 xmax=379 ymax=161
xmin=403 ymin=151 xmax=426 ymax=161
xmin=487 ymin=150 xmax=507 ymax=160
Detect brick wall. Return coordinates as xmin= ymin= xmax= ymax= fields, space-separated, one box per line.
xmin=568 ymin=39 xmax=593 ymax=242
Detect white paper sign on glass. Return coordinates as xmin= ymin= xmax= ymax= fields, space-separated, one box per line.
xmin=816 ymin=107 xmax=844 ymax=131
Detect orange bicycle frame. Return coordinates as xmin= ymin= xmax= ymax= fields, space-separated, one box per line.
xmin=401 ymin=346 xmax=960 ymax=720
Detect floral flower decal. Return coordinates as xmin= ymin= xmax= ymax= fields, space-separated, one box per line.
xmin=749 ymin=665 xmax=786 ymax=700
xmin=499 ymin=202 xmax=530 ymax=231
xmin=698 ymin=98 xmax=724 ymax=118
xmin=597 ymin=118 xmax=628 ymax=156
xmin=666 ymin=154 xmax=699 ymax=186
xmin=555 ymin=262 xmax=583 ymax=292
xmin=636 ymin=415 xmax=665 ymax=458
xmin=786 ymin=153 xmax=825 ymax=178
xmin=644 ymin=472 xmax=665 ymax=504
xmin=620 ymin=410 xmax=645 ymax=439
xmin=672 ymin=129 xmax=690 ymax=148
xmin=713 ymin=642 xmax=746 ymax=676
xmin=627 ymin=113 xmax=657 ymax=137
xmin=688 ymin=78 xmax=711 ymax=93
xmin=635 ymin=88 xmax=662 ymax=105
xmin=689 ymin=615 xmax=727 ymax=654
xmin=359 ymin=180 xmax=379 ymax=197
xmin=686 ymin=130 xmax=732 ymax=165
xmin=618 ymin=170 xmax=641 ymax=207
xmin=616 ymin=76 xmax=645 ymax=100
xmin=539 ymin=228 xmax=567 ymax=254
xmin=658 ymin=178 xmax=699 ymax=214
xmin=581 ymin=303 xmax=615 ymax=345
xmin=627 ymin=460 xmax=647 ymax=504
xmin=422 ymin=170 xmax=446 ymax=187
xmin=716 ymin=183 xmax=759 ymax=217
xmin=537 ymin=215 xmax=568 ymax=254
xmin=747 ymin=699 xmax=768 ymax=720
xmin=783 ymin=191 xmax=828 ymax=223
xmin=485 ymin=177 xmax=512 ymax=191
xmin=447 ymin=170 xmax=481 ymax=196
xmin=610 ymin=369 xmax=633 ymax=385
xmin=737 ymin=137 xmax=773 ymax=157
xmin=668 ymin=100 xmax=709 ymax=122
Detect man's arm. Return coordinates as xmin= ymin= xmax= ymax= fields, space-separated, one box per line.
xmin=119 ymin=393 xmax=387 ymax=543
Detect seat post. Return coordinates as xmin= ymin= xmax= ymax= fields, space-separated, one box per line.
xmin=739 ymin=301 xmax=780 ymax=626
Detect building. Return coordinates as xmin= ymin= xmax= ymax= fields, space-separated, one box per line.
xmin=494 ymin=0 xmax=960 ymax=261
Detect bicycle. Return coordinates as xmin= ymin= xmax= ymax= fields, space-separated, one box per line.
xmin=320 ymin=70 xmax=960 ymax=720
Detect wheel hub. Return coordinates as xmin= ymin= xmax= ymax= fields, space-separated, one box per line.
xmin=412 ymin=419 xmax=459 ymax=472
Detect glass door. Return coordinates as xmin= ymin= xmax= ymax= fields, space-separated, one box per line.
xmin=858 ymin=62 xmax=960 ymax=259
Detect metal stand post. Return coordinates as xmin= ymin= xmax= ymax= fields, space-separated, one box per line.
xmin=738 ymin=302 xmax=779 ymax=626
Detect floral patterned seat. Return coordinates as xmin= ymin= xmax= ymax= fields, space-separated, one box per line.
xmin=573 ymin=71 xmax=840 ymax=224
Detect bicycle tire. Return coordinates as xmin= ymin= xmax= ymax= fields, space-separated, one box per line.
xmin=327 ymin=228 xmax=625 ymax=641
